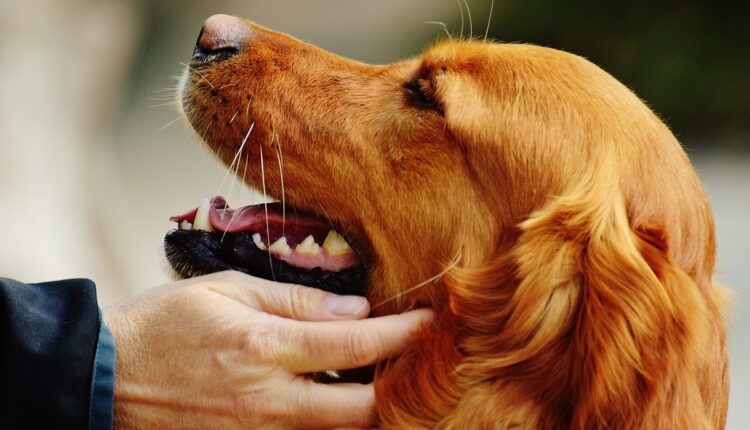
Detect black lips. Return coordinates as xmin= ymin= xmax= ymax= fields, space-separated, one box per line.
xmin=164 ymin=229 xmax=367 ymax=297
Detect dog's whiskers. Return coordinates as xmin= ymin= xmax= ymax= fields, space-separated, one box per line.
xmin=457 ymin=0 xmax=465 ymax=39
xmin=214 ymin=122 xmax=255 ymax=198
xmin=199 ymin=120 xmax=214 ymax=144
xmin=315 ymin=202 xmax=334 ymax=231
xmin=273 ymin=128 xmax=286 ymax=238
xmin=239 ymin=99 xmax=253 ymax=205
xmin=150 ymin=101 xmax=181 ymax=109
xmin=426 ymin=21 xmax=452 ymax=39
xmin=158 ymin=116 xmax=183 ymax=132
xmin=152 ymin=91 xmax=177 ymax=98
xmin=241 ymin=141 xmax=250 ymax=203
xmin=151 ymin=83 xmax=184 ymax=116
xmin=259 ymin=143 xmax=276 ymax=281
xmin=154 ymin=87 xmax=178 ymax=94
xmin=462 ymin=0 xmax=473 ymax=39
xmin=229 ymin=110 xmax=240 ymax=124
xmin=221 ymin=156 xmax=244 ymax=242
xmin=152 ymin=84 xmax=181 ymax=98
xmin=484 ymin=0 xmax=494 ymax=42
xmin=227 ymin=138 xmax=244 ymax=199
xmin=371 ymin=254 xmax=461 ymax=311
xmin=179 ymin=62 xmax=216 ymax=89
xmin=219 ymin=122 xmax=255 ymax=240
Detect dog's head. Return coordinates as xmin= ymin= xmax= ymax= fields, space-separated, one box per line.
xmin=168 ymin=15 xmax=727 ymax=428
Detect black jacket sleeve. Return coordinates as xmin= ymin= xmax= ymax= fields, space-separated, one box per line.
xmin=0 ymin=277 xmax=101 ymax=429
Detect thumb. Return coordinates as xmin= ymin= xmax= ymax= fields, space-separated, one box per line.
xmin=210 ymin=271 xmax=370 ymax=321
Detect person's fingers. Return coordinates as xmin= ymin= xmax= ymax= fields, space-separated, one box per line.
xmin=203 ymin=271 xmax=371 ymax=321
xmin=254 ymin=281 xmax=370 ymax=322
xmin=281 ymin=308 xmax=433 ymax=372
xmin=235 ymin=381 xmax=376 ymax=429
xmin=290 ymin=381 xmax=376 ymax=429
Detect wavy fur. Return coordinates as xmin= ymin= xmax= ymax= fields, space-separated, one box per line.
xmin=182 ymin=19 xmax=729 ymax=428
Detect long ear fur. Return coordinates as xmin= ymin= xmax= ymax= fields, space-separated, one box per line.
xmin=437 ymin=169 xmax=715 ymax=429
xmin=377 ymin=164 xmax=723 ymax=429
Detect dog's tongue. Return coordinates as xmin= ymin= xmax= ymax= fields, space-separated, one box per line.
xmin=170 ymin=197 xmax=359 ymax=272
xmin=170 ymin=196 xmax=329 ymax=237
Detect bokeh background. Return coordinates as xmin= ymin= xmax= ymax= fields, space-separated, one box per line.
xmin=1 ymin=0 xmax=747 ymax=426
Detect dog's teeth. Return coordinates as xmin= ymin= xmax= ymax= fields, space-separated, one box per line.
xmin=324 ymin=370 xmax=340 ymax=379
xmin=322 ymin=230 xmax=352 ymax=255
xmin=295 ymin=235 xmax=321 ymax=255
xmin=193 ymin=198 xmax=214 ymax=232
xmin=252 ymin=233 xmax=267 ymax=251
xmin=179 ymin=221 xmax=193 ymax=231
xmin=269 ymin=237 xmax=292 ymax=257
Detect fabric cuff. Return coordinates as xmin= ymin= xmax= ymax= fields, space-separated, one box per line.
xmin=89 ymin=314 xmax=116 ymax=430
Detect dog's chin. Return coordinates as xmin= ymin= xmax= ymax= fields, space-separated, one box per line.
xmin=163 ymin=196 xmax=368 ymax=297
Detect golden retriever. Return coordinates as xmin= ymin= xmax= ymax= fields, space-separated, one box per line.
xmin=166 ymin=14 xmax=729 ymax=429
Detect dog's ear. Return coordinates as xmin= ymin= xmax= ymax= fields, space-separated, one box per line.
xmin=445 ymin=173 xmax=715 ymax=428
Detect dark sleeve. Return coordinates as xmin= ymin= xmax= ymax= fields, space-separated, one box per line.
xmin=0 ymin=278 xmax=104 ymax=429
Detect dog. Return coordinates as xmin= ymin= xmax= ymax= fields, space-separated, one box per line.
xmin=165 ymin=14 xmax=729 ymax=429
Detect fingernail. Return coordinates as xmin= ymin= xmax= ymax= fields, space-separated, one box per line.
xmin=325 ymin=295 xmax=368 ymax=316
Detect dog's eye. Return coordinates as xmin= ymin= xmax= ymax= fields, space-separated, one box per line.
xmin=404 ymin=78 xmax=441 ymax=112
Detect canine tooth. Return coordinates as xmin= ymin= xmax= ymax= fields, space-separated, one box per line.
xmin=295 ymin=235 xmax=321 ymax=255
xmin=193 ymin=198 xmax=214 ymax=232
xmin=252 ymin=233 xmax=267 ymax=251
xmin=180 ymin=221 xmax=193 ymax=231
xmin=322 ymin=231 xmax=352 ymax=255
xmin=269 ymin=237 xmax=292 ymax=256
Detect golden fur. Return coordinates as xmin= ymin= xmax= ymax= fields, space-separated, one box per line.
xmin=183 ymin=19 xmax=729 ymax=429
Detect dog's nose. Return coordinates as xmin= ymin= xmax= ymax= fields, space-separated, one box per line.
xmin=193 ymin=14 xmax=251 ymax=61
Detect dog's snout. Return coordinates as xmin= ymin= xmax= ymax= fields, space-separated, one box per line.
xmin=193 ymin=14 xmax=250 ymax=62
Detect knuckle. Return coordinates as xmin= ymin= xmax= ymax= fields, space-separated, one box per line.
xmin=287 ymin=286 xmax=310 ymax=318
xmin=345 ymin=327 xmax=381 ymax=367
xmin=194 ymin=272 xmax=237 ymax=296
xmin=240 ymin=326 xmax=283 ymax=363
xmin=170 ymin=286 xmax=205 ymax=307
xmin=219 ymin=270 xmax=247 ymax=286
xmin=239 ymin=334 xmax=261 ymax=359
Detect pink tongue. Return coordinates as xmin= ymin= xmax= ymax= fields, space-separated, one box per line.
xmin=170 ymin=197 xmax=332 ymax=246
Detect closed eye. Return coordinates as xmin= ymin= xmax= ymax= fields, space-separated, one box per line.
xmin=404 ymin=78 xmax=442 ymax=113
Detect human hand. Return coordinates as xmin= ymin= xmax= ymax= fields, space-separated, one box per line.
xmin=103 ymin=271 xmax=431 ymax=429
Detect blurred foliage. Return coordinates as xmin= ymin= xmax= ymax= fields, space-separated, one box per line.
xmin=475 ymin=0 xmax=749 ymax=147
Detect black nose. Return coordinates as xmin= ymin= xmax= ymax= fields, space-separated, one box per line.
xmin=192 ymin=14 xmax=251 ymax=62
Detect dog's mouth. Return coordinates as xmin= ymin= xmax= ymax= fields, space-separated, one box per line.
xmin=164 ymin=196 xmax=367 ymax=296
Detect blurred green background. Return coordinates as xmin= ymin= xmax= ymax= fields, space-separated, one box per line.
xmin=481 ymin=0 xmax=749 ymax=148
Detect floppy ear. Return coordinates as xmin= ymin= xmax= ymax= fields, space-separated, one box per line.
xmin=444 ymin=174 xmax=715 ymax=428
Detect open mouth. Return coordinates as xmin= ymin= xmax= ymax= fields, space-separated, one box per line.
xmin=164 ymin=196 xmax=367 ymax=296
